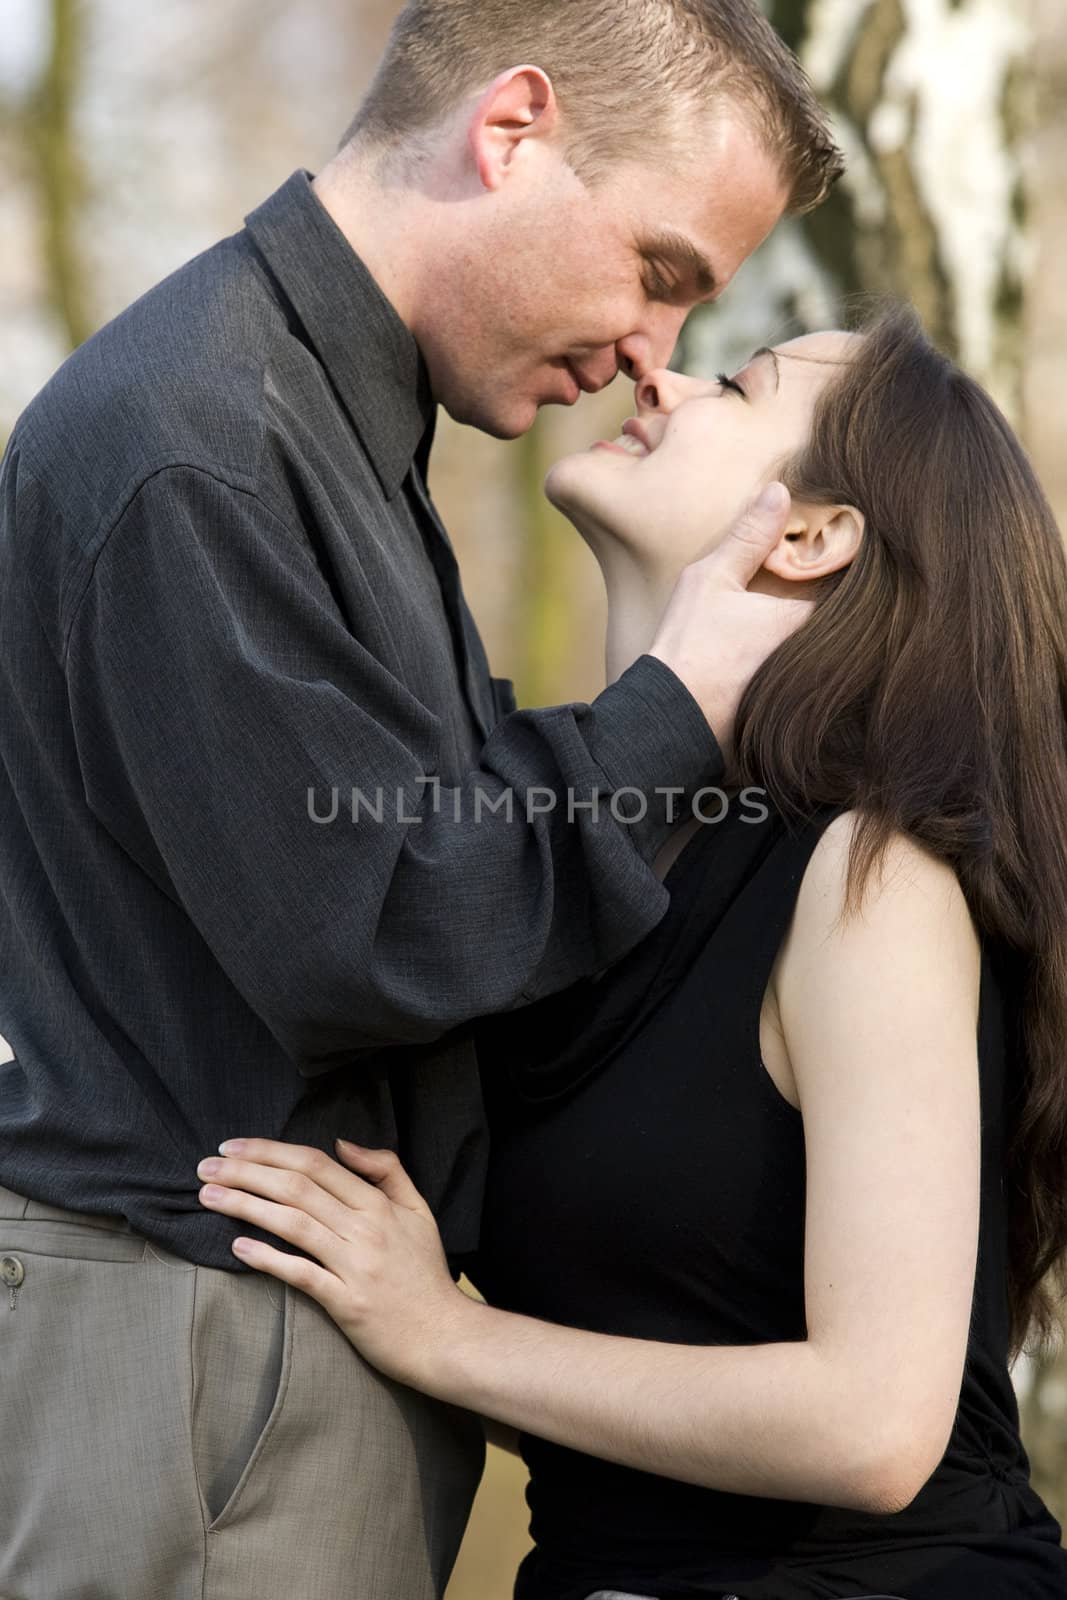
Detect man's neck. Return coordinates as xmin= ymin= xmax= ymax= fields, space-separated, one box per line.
xmin=311 ymin=155 xmax=421 ymax=330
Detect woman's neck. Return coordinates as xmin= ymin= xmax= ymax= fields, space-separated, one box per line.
xmin=593 ymin=531 xmax=753 ymax=800
xmin=597 ymin=542 xmax=680 ymax=685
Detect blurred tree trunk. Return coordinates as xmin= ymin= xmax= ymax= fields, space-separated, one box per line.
xmin=778 ymin=0 xmax=1027 ymax=398
xmin=686 ymin=0 xmax=1029 ymax=416
xmin=1024 ymin=0 xmax=1067 ymax=518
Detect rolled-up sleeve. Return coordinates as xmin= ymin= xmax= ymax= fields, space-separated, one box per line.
xmin=66 ymin=466 xmax=722 ymax=1071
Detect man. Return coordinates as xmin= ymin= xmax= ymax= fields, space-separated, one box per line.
xmin=0 ymin=2 xmax=841 ymax=1596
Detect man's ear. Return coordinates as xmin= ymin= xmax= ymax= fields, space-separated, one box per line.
xmin=760 ymin=502 xmax=864 ymax=584
xmin=468 ymin=66 xmax=558 ymax=189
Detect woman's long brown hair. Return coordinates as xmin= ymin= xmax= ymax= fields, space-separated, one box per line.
xmin=733 ymin=302 xmax=1067 ymax=1363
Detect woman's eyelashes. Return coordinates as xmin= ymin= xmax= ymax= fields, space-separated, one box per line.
xmin=716 ymin=371 xmax=747 ymax=399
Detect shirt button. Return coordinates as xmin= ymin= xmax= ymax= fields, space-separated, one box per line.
xmin=0 ymin=1255 xmax=25 ymax=1288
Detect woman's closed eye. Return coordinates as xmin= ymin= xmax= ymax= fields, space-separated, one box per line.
xmin=716 ymin=371 xmax=747 ymax=400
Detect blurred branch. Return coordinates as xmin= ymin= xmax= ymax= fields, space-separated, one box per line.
xmin=1018 ymin=1346 xmax=1067 ymax=1517
xmin=512 ymin=421 xmax=579 ymax=709
xmin=29 ymin=0 xmax=92 ymax=351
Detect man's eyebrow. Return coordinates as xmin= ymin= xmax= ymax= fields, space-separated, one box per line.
xmin=640 ymin=229 xmax=718 ymax=297
xmin=750 ymin=346 xmax=781 ymax=391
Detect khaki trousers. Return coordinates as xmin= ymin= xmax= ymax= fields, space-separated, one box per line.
xmin=0 ymin=1182 xmax=485 ymax=1600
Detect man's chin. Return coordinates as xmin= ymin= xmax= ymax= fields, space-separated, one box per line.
xmin=443 ymin=392 xmax=541 ymax=441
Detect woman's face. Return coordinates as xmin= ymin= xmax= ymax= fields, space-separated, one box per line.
xmin=545 ymin=330 xmax=861 ymax=571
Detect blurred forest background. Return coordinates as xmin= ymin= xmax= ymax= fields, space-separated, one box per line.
xmin=1 ymin=0 xmax=1065 ymax=1595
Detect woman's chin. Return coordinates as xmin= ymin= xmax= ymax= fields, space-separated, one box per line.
xmin=543 ymin=454 xmax=584 ymax=512
xmin=544 ymin=452 xmax=630 ymax=532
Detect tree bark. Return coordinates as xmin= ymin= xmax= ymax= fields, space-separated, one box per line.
xmin=685 ymin=0 xmax=1030 ymax=417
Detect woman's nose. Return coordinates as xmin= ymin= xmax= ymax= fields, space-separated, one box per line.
xmin=634 ymin=366 xmax=707 ymax=416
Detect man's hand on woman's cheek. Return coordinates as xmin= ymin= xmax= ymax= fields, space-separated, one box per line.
xmin=649 ymin=482 xmax=813 ymax=758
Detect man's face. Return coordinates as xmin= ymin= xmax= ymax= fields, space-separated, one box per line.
xmin=416 ymin=112 xmax=789 ymax=438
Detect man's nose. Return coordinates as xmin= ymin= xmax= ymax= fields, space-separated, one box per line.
xmin=578 ymin=350 xmax=623 ymax=392
xmin=617 ymin=307 xmax=690 ymax=383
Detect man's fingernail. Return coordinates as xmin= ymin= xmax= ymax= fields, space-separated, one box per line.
xmin=219 ymin=1140 xmax=246 ymax=1156
xmin=757 ymin=481 xmax=789 ymax=513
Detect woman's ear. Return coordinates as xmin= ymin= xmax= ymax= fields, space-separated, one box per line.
xmin=760 ymin=502 xmax=864 ymax=585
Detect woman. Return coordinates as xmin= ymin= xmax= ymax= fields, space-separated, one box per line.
xmin=194 ymin=304 xmax=1067 ymax=1599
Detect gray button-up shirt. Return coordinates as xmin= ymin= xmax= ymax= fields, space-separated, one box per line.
xmin=0 ymin=170 xmax=722 ymax=1266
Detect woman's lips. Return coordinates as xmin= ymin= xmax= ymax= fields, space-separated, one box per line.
xmin=622 ymin=418 xmax=654 ymax=452
xmin=591 ymin=433 xmax=650 ymax=458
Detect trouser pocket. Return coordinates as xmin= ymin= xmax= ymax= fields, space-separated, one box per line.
xmin=188 ymin=1260 xmax=292 ymax=1531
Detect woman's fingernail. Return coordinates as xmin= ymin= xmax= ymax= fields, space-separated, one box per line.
xmin=219 ymin=1140 xmax=245 ymax=1156
xmin=336 ymin=1137 xmax=365 ymax=1152
xmin=232 ymin=1238 xmax=252 ymax=1255
xmin=197 ymin=1158 xmax=221 ymax=1178
xmin=200 ymin=1185 xmax=224 ymax=1202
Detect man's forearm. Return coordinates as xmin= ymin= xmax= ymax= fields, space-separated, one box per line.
xmin=420 ymin=1295 xmax=907 ymax=1516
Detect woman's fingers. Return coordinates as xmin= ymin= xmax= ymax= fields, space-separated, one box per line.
xmin=196 ymin=1154 xmax=372 ymax=1242
xmin=197 ymin=1140 xmax=462 ymax=1386
xmin=229 ymin=1234 xmax=348 ymax=1318
xmin=334 ymin=1139 xmax=430 ymax=1213
xmin=198 ymin=1179 xmax=358 ymax=1278
xmin=207 ymin=1138 xmax=383 ymax=1212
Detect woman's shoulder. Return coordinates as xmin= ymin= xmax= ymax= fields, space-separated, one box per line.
xmin=804 ymin=806 xmax=973 ymax=916
xmin=781 ymin=806 xmax=982 ymax=998
xmin=771 ymin=806 xmax=985 ymax=1158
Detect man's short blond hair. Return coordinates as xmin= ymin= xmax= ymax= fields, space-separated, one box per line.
xmin=343 ymin=0 xmax=843 ymax=214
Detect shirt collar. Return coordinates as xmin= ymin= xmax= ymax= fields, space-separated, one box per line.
xmin=243 ymin=169 xmax=435 ymax=500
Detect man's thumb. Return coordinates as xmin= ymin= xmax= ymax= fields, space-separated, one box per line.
xmin=720 ymin=482 xmax=792 ymax=582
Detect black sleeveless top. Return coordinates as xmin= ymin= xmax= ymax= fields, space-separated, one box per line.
xmin=471 ymin=797 xmax=1067 ymax=1600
